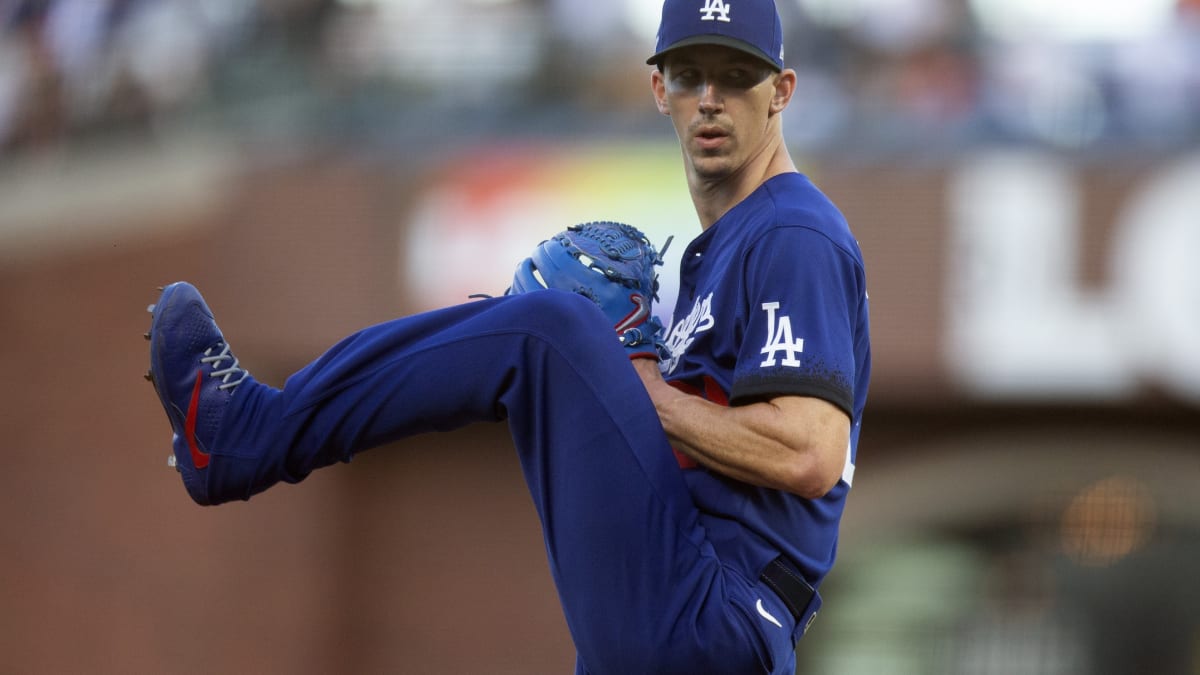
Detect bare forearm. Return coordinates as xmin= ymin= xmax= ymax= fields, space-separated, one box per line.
xmin=633 ymin=360 xmax=848 ymax=497
xmin=658 ymin=392 xmax=818 ymax=492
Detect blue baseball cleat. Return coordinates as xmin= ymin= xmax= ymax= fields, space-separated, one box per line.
xmin=145 ymin=282 xmax=249 ymax=506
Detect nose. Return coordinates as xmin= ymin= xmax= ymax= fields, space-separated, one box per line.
xmin=698 ymin=80 xmax=723 ymax=114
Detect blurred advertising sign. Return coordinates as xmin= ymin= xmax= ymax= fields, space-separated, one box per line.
xmin=401 ymin=143 xmax=695 ymax=326
xmin=947 ymin=152 xmax=1200 ymax=403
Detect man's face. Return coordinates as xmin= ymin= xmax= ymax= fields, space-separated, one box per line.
xmin=653 ymin=45 xmax=783 ymax=182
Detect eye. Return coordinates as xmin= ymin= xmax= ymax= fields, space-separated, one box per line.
xmin=672 ymin=68 xmax=702 ymax=87
xmin=721 ymin=67 xmax=766 ymax=89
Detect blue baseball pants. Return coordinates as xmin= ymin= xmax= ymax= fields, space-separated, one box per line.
xmin=209 ymin=291 xmax=802 ymax=674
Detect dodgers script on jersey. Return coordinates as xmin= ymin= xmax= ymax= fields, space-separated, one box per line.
xmin=660 ymin=172 xmax=871 ymax=587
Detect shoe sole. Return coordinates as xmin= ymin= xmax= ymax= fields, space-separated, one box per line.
xmin=146 ymin=282 xmax=188 ymax=430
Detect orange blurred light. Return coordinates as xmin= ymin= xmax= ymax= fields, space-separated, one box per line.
xmin=1060 ymin=475 xmax=1156 ymax=567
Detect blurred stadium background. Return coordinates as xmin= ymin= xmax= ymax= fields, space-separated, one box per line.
xmin=1 ymin=0 xmax=1197 ymax=673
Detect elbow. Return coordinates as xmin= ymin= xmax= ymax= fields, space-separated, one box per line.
xmin=780 ymin=446 xmax=844 ymax=500
xmin=786 ymin=472 xmax=840 ymax=501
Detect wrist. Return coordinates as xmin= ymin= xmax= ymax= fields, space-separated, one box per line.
xmin=631 ymin=357 xmax=664 ymax=383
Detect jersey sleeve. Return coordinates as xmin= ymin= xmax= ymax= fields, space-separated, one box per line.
xmin=730 ymin=225 xmax=865 ymax=415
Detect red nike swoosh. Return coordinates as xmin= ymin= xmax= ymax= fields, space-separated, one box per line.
xmin=614 ymin=294 xmax=649 ymax=333
xmin=184 ymin=369 xmax=210 ymax=469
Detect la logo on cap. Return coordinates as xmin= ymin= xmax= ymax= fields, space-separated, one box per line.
xmin=700 ymin=0 xmax=731 ymax=22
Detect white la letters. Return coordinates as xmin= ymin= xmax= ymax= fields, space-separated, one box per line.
xmin=699 ymin=0 xmax=732 ymax=23
xmin=760 ymin=302 xmax=804 ymax=367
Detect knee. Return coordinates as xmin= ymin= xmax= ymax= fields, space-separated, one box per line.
xmin=506 ymin=290 xmax=612 ymax=345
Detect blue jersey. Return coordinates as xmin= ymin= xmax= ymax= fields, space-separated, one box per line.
xmin=660 ymin=172 xmax=872 ymax=587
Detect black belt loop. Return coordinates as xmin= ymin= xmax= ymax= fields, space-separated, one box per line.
xmin=759 ymin=556 xmax=819 ymax=632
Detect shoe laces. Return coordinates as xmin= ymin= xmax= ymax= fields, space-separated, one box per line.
xmin=201 ymin=343 xmax=248 ymax=390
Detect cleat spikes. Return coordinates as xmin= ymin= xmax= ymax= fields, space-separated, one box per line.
xmin=156 ymin=286 xmax=165 ymax=291
xmin=144 ymin=371 xmax=154 ymax=382
xmin=144 ymin=332 xmax=151 ymax=341
xmin=147 ymin=303 xmax=156 ymax=314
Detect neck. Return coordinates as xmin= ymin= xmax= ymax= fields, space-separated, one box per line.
xmin=688 ymin=140 xmax=797 ymax=230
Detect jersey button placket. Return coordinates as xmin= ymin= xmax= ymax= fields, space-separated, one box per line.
xmin=682 ymin=246 xmax=704 ymax=301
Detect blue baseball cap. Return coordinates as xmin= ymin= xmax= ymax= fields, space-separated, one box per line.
xmin=647 ymin=0 xmax=784 ymax=71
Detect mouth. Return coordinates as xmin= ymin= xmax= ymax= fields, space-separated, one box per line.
xmin=693 ymin=125 xmax=729 ymax=151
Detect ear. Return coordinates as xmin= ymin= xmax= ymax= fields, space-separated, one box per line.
xmin=769 ymin=69 xmax=796 ymax=115
xmin=651 ymin=69 xmax=670 ymax=116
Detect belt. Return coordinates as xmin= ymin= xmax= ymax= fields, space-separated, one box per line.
xmin=759 ymin=556 xmax=821 ymax=636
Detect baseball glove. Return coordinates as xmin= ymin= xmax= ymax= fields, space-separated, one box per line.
xmin=507 ymin=221 xmax=672 ymax=360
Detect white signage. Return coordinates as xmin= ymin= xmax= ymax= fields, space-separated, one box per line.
xmin=947 ymin=152 xmax=1200 ymax=402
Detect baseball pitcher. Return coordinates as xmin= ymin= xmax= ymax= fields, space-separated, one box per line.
xmin=144 ymin=1 xmax=870 ymax=672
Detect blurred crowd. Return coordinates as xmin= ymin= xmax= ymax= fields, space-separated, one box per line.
xmin=0 ymin=0 xmax=333 ymax=154
xmin=1 ymin=0 xmax=1198 ymax=159
xmin=781 ymin=0 xmax=1200 ymax=154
